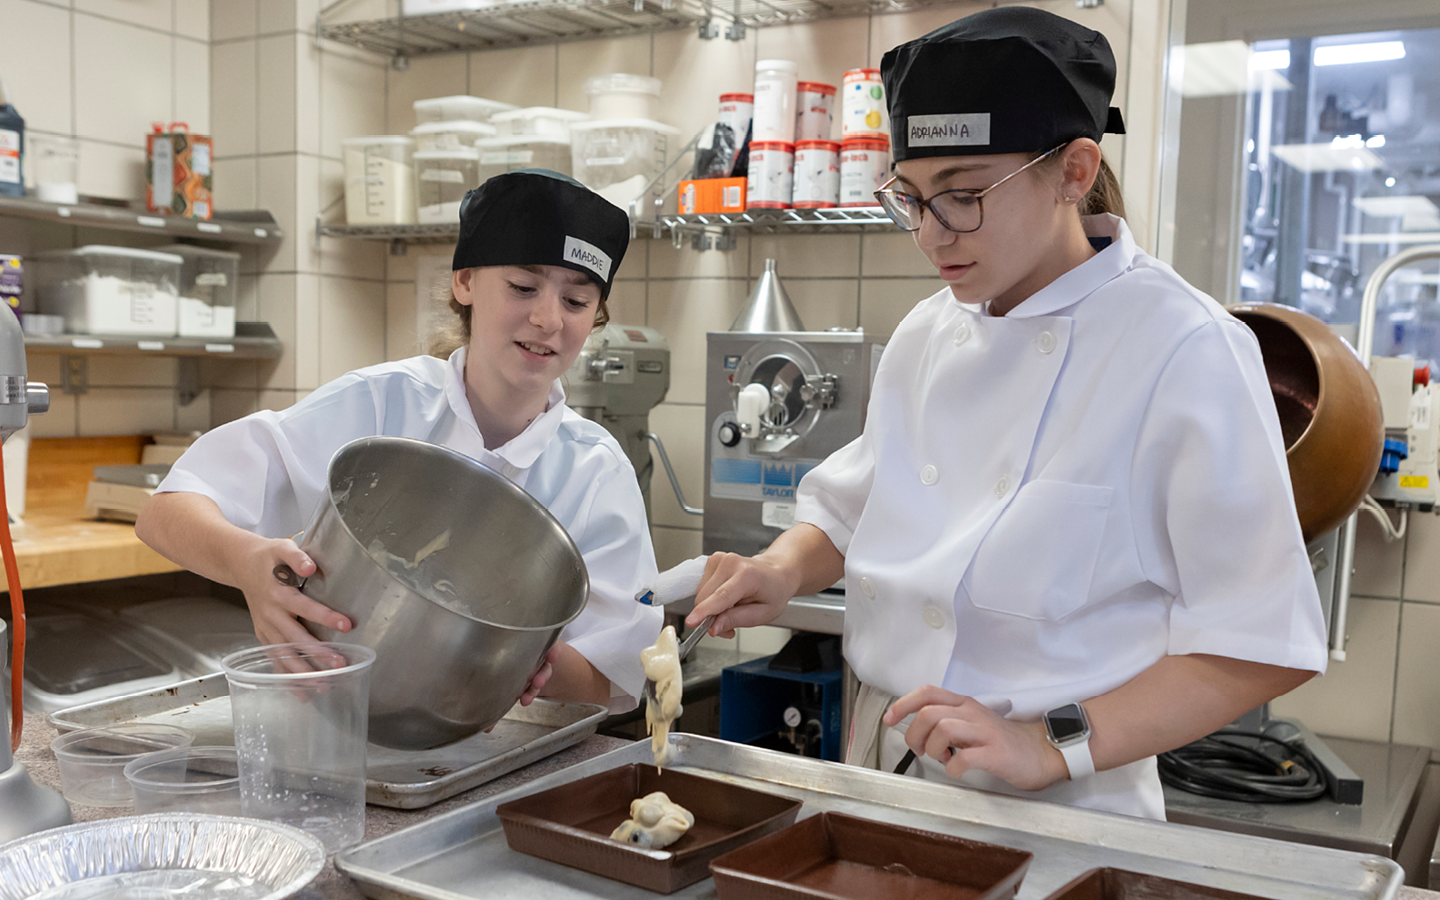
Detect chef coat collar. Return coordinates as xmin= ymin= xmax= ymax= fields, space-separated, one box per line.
xmin=989 ymin=213 xmax=1136 ymax=319
xmin=444 ymin=347 xmax=566 ymax=469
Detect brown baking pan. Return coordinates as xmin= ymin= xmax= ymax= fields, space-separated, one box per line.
xmin=494 ymin=763 xmax=803 ymax=894
xmin=1042 ymin=868 xmax=1270 ymax=900
xmin=708 ymin=810 xmax=1033 ymax=900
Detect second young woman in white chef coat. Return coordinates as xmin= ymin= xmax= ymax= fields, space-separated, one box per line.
xmin=136 ymin=170 xmax=662 ymax=712
xmin=687 ymin=9 xmax=1328 ymax=818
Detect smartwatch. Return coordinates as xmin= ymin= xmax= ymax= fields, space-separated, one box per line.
xmin=1043 ymin=702 xmax=1094 ymax=780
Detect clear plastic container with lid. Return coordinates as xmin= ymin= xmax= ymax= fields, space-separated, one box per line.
xmin=414 ymin=147 xmax=480 ymax=224
xmin=570 ymin=118 xmax=680 ymax=218
xmin=490 ymin=107 xmax=589 ymax=138
xmin=476 ymin=135 xmax=573 ymax=183
xmin=410 ymin=120 xmax=497 ymax=151
xmin=342 ymin=136 xmax=416 ymax=225
xmin=413 ymin=95 xmax=515 ymax=124
xmin=157 ymin=244 xmax=240 ymax=339
xmin=584 ymin=74 xmax=662 ymax=121
xmin=753 ymin=59 xmax=799 ymax=143
xmin=30 ymin=245 xmax=182 ymax=336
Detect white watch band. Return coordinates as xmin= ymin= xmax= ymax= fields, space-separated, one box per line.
xmin=1057 ymin=738 xmax=1095 ymax=780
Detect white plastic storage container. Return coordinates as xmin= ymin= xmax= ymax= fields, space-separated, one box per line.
xmin=584 ymin=74 xmax=662 ymax=121
xmin=410 ymin=120 xmax=497 ymax=151
xmin=413 ymin=95 xmax=515 ymax=125
xmin=31 ymin=246 xmax=181 ymax=336
xmin=414 ymin=148 xmax=480 ymax=224
xmin=342 ymin=136 xmax=416 ymax=225
xmin=570 ymin=118 xmax=680 ymax=217
xmin=753 ymin=59 xmax=799 ymax=143
xmin=490 ymin=107 xmax=589 ymax=138
xmin=476 ymin=135 xmax=574 ymax=182
xmin=157 ymin=244 xmax=240 ymax=339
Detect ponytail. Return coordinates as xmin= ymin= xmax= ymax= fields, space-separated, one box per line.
xmin=1080 ymin=156 xmax=1126 ymax=219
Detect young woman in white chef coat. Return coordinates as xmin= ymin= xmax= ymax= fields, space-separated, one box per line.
xmin=687 ymin=8 xmax=1328 ymax=819
xmin=136 ymin=170 xmax=663 ymax=712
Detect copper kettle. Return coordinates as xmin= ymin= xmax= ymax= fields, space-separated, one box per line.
xmin=1228 ymin=303 xmax=1383 ymax=543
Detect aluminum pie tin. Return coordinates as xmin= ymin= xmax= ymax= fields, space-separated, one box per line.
xmin=0 ymin=813 xmax=326 ymax=900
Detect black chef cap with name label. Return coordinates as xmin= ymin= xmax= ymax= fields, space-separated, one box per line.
xmin=881 ymin=7 xmax=1126 ymax=163
xmin=452 ymin=169 xmax=629 ymax=298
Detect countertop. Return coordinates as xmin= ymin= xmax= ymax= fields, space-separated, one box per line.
xmin=12 ymin=710 xmax=1440 ymax=898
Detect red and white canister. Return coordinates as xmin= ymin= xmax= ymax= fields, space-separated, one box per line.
xmin=793 ymin=140 xmax=840 ymax=208
xmin=748 ymin=141 xmax=794 ymax=209
xmin=842 ymin=68 xmax=889 ymax=139
xmin=839 ymin=136 xmax=889 ymax=207
xmin=794 ymin=82 xmax=836 ymax=142
xmin=719 ymin=93 xmax=754 ymax=142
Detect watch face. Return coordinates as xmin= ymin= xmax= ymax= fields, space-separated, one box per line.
xmin=1046 ymin=703 xmax=1088 ymax=743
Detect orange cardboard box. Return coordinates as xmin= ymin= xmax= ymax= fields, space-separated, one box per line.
xmin=679 ymin=177 xmax=746 ymax=214
xmin=146 ymin=122 xmax=213 ymax=219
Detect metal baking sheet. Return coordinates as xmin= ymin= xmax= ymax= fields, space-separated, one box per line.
xmin=335 ymin=735 xmax=1403 ymax=900
xmin=48 ymin=673 xmax=609 ymax=809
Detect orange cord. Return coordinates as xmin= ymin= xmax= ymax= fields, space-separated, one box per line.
xmin=0 ymin=445 xmax=23 ymax=752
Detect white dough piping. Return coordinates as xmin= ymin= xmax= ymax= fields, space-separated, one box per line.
xmin=609 ymin=791 xmax=694 ymax=850
xmin=641 ymin=625 xmax=683 ymax=770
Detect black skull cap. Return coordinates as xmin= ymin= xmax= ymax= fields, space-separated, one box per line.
xmin=881 ymin=7 xmax=1126 ymax=163
xmin=452 ymin=169 xmax=629 ymax=298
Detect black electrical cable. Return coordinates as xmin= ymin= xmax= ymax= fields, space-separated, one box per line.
xmin=1158 ymin=728 xmax=1327 ymax=803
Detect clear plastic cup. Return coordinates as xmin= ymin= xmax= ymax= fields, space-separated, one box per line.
xmin=50 ymin=723 xmax=194 ymax=807
xmin=222 ymin=642 xmax=376 ymax=854
xmin=123 ymin=745 xmax=241 ymax=815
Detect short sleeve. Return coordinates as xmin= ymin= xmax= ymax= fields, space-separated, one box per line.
xmin=794 ymin=430 xmax=875 ymax=556
xmin=1132 ymin=320 xmax=1327 ymax=673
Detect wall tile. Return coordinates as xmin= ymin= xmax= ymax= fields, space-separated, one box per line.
xmin=176 ymin=389 xmax=211 ymax=432
xmin=606 ymin=280 xmax=645 ymax=328
xmin=468 ymin=44 xmax=558 ymax=109
xmin=1392 ymin=602 xmax=1440 ymax=751
xmin=1268 ymin=597 xmax=1398 ymax=743
xmin=293 ymin=152 xmax=321 ymax=273
xmin=318 ymin=276 xmax=385 ymax=383
xmin=260 ymin=388 xmax=303 ymax=410
xmin=295 ymin=34 xmax=321 ymax=156
xmin=648 ymin=402 xmax=705 ymax=529
xmin=385 ymin=281 xmax=419 ymax=361
xmin=176 ymin=0 xmax=210 ymax=40
xmin=651 ymin=524 xmax=702 ymax=576
xmin=75 ymin=13 xmax=172 ymax=146
xmin=867 ymin=5 xmax=987 ymax=68
xmin=754 ymin=18 xmax=868 ymax=135
xmin=555 ymin=34 xmax=652 ymax=114
xmin=323 ymin=0 xmax=394 ymax=25
xmin=861 ymin=230 xmax=934 ymax=277
xmin=294 ymin=273 xmax=320 ymax=389
xmin=320 ymin=48 xmax=386 ymax=161
xmin=75 ymin=140 xmax=147 ymax=202
xmin=212 ymin=157 xmax=257 ymax=210
xmin=750 ymin=233 xmax=860 ymax=279
xmin=858 ymin=277 xmax=937 ymax=338
xmin=257 ymin=0 xmax=307 ymax=34
xmin=29 ymin=387 xmax=78 ymax=438
xmin=236 ymin=273 xmax=258 ymax=320
xmin=75 ymin=0 xmax=173 ymax=32
xmin=210 ymin=387 xmax=261 ymax=426
xmin=385 ymin=53 xmax=468 ymax=134
xmin=258 ymin=272 xmax=297 ymax=388
xmin=647 ymin=278 xmax=747 ymax=405
xmin=648 ymin=237 xmax=751 ymax=280
xmin=612 ymin=240 xmax=646 ymax=284
xmin=257 ymin=34 xmax=298 ymax=154
xmin=255 ymin=154 xmax=298 ymax=270
xmin=1403 ymin=512 xmax=1440 ymax=603
xmin=0 ymin=0 xmax=73 ymax=135
xmin=651 ymin=29 xmax=753 ymax=153
xmin=385 ymin=244 xmax=450 ymax=289
xmin=173 ymin=38 xmax=211 ymax=136
xmin=86 ymin=355 xmax=177 ymax=387
xmin=211 ymin=39 xmax=258 ymax=158
xmin=211 ymin=0 xmax=257 ymax=41
xmin=77 ymin=387 xmax=175 ymax=435
xmin=1352 ymin=508 xmax=1405 ymax=599
xmin=199 ymin=356 xmax=259 ymax=390
xmin=781 ymin=278 xmax=859 ymax=331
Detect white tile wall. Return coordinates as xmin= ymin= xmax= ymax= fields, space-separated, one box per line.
xmin=0 ymin=0 xmax=74 ymax=135
xmin=1268 ymin=597 xmax=1399 ymax=742
xmin=554 ymin=35 xmax=653 ymax=114
xmin=211 ymin=39 xmax=258 ymax=158
xmin=174 ymin=38 xmax=213 ymax=135
xmin=75 ymin=15 xmax=173 ymax=147
xmin=318 ymin=276 xmax=386 ymax=383
xmin=212 ymin=0 xmax=258 ymax=41
xmin=76 ymin=0 xmax=175 ymax=33
xmin=468 ymin=45 xmax=559 ymax=109
xmin=647 ymin=402 xmax=706 ymax=530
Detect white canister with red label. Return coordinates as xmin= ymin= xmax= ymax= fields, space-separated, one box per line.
xmin=719 ymin=92 xmax=754 ymax=142
xmin=793 ymin=140 xmax=840 ymax=208
xmin=842 ymin=68 xmax=889 ymax=139
xmin=794 ymin=82 xmax=836 ymax=142
xmin=839 ymin=136 xmax=889 ymax=207
xmin=748 ymin=141 xmax=794 ymax=209
xmin=753 ymin=60 xmax=799 ymax=143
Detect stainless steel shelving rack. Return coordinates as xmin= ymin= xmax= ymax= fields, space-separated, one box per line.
xmin=0 ymin=195 xmax=282 ymax=245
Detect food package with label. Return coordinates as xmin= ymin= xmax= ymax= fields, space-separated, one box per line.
xmin=146 ymin=123 xmax=213 ymax=219
xmin=678 ymin=178 xmax=746 ymax=214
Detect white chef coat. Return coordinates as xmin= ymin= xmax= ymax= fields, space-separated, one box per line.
xmin=157 ymin=347 xmax=663 ymax=713
xmin=796 ymin=214 xmax=1328 ymax=818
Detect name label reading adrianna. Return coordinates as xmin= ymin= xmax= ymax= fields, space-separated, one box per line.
xmin=908 ymin=114 xmax=990 ymax=148
xmin=563 ymin=236 xmax=612 ymax=281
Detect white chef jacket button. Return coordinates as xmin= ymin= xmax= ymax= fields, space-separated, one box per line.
xmin=860 ymin=577 xmax=876 ymax=599
xmin=995 ymin=475 xmax=1011 ymax=498
xmin=1037 ymin=331 xmax=1056 ymax=354
xmin=920 ymin=464 xmax=939 ymax=485
xmin=922 ymin=606 xmax=945 ymax=630
xmin=953 ymin=325 xmax=970 ymax=346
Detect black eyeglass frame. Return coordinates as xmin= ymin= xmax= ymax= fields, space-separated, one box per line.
xmin=873 ymin=143 xmax=1068 ymax=233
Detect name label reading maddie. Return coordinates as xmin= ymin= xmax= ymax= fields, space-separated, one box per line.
xmin=908 ymin=113 xmax=990 ymax=147
xmin=564 ymin=236 xmax=612 ymax=281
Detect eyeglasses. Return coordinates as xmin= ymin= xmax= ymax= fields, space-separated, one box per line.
xmin=873 ymin=144 xmax=1066 ymax=233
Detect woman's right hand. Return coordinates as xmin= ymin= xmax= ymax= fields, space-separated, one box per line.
xmin=686 ymin=551 xmax=800 ymax=639
xmin=239 ymin=538 xmax=351 ymax=646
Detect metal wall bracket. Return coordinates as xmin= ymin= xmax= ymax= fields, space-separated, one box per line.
xmin=698 ymin=18 xmax=720 ymax=38
xmin=1076 ymin=0 xmax=1103 ymax=7
xmin=60 ymin=355 xmax=87 ymax=396
xmin=689 ymin=228 xmax=737 ymax=252
xmin=176 ymin=357 xmax=202 ymax=407
xmin=725 ymin=21 xmax=746 ymax=40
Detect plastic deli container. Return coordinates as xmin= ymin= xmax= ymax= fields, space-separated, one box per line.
xmin=570 ymin=118 xmax=680 ymax=217
xmin=342 ymin=136 xmax=416 ymax=226
xmin=124 ymin=746 xmax=241 ymax=815
xmin=490 ymin=107 xmax=589 ymax=138
xmin=51 ymin=723 xmax=194 ymax=807
xmin=842 ymin=68 xmax=889 ymax=139
xmin=414 ymin=148 xmax=480 ymax=224
xmin=795 ymin=82 xmax=836 ymax=142
xmin=839 ymin=136 xmax=890 ymax=206
xmin=29 ymin=133 xmax=79 ymax=204
xmin=794 ymin=140 xmax=840 ymax=208
xmin=31 ymin=246 xmax=182 ymax=336
xmin=413 ymin=95 xmax=515 ymax=124
xmin=748 ymin=141 xmax=794 ymax=209
xmin=157 ymin=244 xmax=240 ymax=339
xmin=719 ymin=93 xmax=754 ymax=143
xmin=753 ymin=59 xmax=799 ymax=143
xmin=585 ymin=74 xmax=662 ymax=121
xmin=476 ymin=135 xmax=573 ymax=183
xmin=410 ymin=120 xmax=497 ymax=151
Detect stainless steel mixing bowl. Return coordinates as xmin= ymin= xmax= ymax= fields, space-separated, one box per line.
xmin=299 ymin=436 xmax=588 ymax=750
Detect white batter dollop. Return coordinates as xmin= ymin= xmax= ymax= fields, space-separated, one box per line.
xmin=609 ymin=791 xmax=695 ymax=850
xmin=641 ymin=625 xmax=683 ymax=770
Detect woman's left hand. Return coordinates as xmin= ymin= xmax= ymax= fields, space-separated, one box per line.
xmin=518 ymin=644 xmax=564 ymax=707
xmin=884 ymin=686 xmax=1069 ymax=791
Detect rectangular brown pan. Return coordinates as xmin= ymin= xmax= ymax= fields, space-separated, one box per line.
xmin=494 ymin=763 xmax=803 ymax=894
xmin=1043 ymin=868 xmax=1272 ymax=900
xmin=708 ymin=810 xmax=1033 ymax=900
